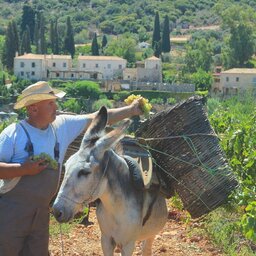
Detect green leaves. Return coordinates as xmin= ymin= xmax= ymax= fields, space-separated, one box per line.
xmin=209 ymin=94 xmax=256 ymax=243
xmin=241 ymin=201 xmax=256 ymax=242
xmin=32 ymin=153 xmax=58 ymax=170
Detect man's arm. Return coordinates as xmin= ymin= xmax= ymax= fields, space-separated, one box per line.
xmin=84 ymin=98 xmax=142 ymax=129
xmin=0 ymin=160 xmax=48 ymax=179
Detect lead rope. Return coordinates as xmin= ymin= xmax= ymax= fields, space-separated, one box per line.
xmin=59 ymin=223 xmax=65 ymax=256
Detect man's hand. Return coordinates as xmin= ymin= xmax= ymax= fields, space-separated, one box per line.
xmin=130 ymin=97 xmax=144 ymax=116
xmin=21 ymin=159 xmax=48 ymax=176
xmin=124 ymin=94 xmax=152 ymax=117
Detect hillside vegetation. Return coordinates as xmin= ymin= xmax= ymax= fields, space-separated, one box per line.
xmin=0 ymin=0 xmax=220 ymax=37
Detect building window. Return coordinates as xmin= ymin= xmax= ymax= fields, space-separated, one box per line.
xmin=31 ymin=71 xmax=35 ymax=76
xmin=95 ymin=64 xmax=99 ymax=68
xmin=71 ymin=73 xmax=74 ymax=78
xmin=53 ymin=62 xmax=56 ymax=67
xmin=20 ymin=62 xmax=25 ymax=68
xmin=63 ymin=63 xmax=67 ymax=68
xmin=216 ymin=67 xmax=222 ymax=73
xmin=107 ymin=64 xmax=111 ymax=69
xmin=31 ymin=62 xmax=35 ymax=68
xmin=226 ymin=77 xmax=229 ymax=82
xmin=83 ymin=63 xmax=86 ymax=68
xmin=119 ymin=65 xmax=122 ymax=69
xmin=236 ymin=77 xmax=239 ymax=82
xmin=20 ymin=71 xmax=24 ymax=76
xmin=252 ymin=77 xmax=256 ymax=86
xmin=56 ymin=72 xmax=60 ymax=77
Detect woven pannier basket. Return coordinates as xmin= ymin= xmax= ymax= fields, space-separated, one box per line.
xmin=135 ymin=96 xmax=238 ymax=218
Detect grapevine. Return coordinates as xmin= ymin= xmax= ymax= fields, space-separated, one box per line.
xmin=124 ymin=94 xmax=152 ymax=117
xmin=32 ymin=153 xmax=58 ymax=170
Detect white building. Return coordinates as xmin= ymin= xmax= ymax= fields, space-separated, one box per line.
xmin=123 ymin=56 xmax=162 ymax=83
xmin=214 ymin=68 xmax=256 ymax=96
xmin=77 ymin=56 xmax=127 ymax=80
xmin=14 ymin=53 xmax=162 ymax=84
xmin=14 ymin=54 xmax=127 ymax=81
xmin=14 ymin=53 xmax=72 ymax=80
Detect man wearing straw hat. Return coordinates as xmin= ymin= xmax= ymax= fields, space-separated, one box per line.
xmin=0 ymin=81 xmax=142 ymax=256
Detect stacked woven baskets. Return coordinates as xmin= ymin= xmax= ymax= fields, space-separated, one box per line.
xmin=135 ymin=96 xmax=238 ymax=218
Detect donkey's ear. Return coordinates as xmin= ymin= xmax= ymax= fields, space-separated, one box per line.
xmin=80 ymin=106 xmax=108 ymax=149
xmin=87 ymin=106 xmax=108 ymax=136
xmin=92 ymin=119 xmax=131 ymax=160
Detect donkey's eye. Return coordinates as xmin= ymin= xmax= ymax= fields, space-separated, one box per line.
xmin=77 ymin=169 xmax=90 ymax=178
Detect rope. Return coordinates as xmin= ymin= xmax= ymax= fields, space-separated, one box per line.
xmin=138 ymin=134 xmax=220 ymax=175
xmin=134 ymin=134 xmax=227 ymax=212
xmin=143 ymin=133 xmax=218 ymax=141
xmin=59 ymin=223 xmax=65 ymax=256
xmin=152 ymin=158 xmax=212 ymax=211
xmin=183 ymin=135 xmax=216 ymax=175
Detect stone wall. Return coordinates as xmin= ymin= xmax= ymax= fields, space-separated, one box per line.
xmin=129 ymin=82 xmax=195 ymax=92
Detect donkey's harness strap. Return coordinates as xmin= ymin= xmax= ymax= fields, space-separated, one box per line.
xmin=19 ymin=122 xmax=60 ymax=161
xmin=124 ymin=155 xmax=144 ymax=190
xmin=19 ymin=122 xmax=34 ymax=157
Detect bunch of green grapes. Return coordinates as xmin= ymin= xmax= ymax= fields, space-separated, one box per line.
xmin=124 ymin=94 xmax=152 ymax=117
xmin=32 ymin=153 xmax=58 ymax=170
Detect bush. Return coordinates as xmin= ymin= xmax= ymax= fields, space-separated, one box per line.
xmin=150 ymin=98 xmax=164 ymax=104
xmin=60 ymin=98 xmax=82 ymax=113
xmin=64 ymin=81 xmax=102 ymax=99
xmin=167 ymin=97 xmax=177 ymax=105
xmin=92 ymin=98 xmax=113 ymax=112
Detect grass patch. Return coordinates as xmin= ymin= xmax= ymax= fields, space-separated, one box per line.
xmin=204 ymin=208 xmax=255 ymax=256
xmin=49 ymin=216 xmax=73 ymax=238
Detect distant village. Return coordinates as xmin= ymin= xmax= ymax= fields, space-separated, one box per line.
xmin=13 ymin=53 xmax=194 ymax=93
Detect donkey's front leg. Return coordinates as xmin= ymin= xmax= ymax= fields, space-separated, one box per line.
xmin=101 ymin=235 xmax=116 ymax=256
xmin=141 ymin=236 xmax=155 ymax=256
xmin=121 ymin=241 xmax=136 ymax=256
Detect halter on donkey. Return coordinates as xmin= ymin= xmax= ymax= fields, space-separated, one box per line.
xmin=53 ymin=106 xmax=168 ymax=256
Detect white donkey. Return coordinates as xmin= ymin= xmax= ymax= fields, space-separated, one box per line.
xmin=53 ymin=106 xmax=167 ymax=256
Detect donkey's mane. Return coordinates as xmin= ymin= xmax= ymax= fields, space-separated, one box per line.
xmin=113 ymin=140 xmax=125 ymax=156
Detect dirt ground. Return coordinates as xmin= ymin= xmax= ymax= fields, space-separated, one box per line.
xmin=49 ymin=205 xmax=223 ymax=256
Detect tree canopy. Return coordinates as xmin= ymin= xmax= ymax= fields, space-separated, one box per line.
xmin=64 ymin=16 xmax=75 ymax=58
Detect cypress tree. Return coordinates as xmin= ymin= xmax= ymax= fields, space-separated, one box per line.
xmin=34 ymin=13 xmax=39 ymax=52
xmin=20 ymin=31 xmax=27 ymax=55
xmin=162 ymin=15 xmax=171 ymax=53
xmin=21 ymin=26 xmax=31 ymax=55
xmin=26 ymin=26 xmax=31 ymax=53
xmin=152 ymin=12 xmax=161 ymax=57
xmin=21 ymin=5 xmax=35 ymax=42
xmin=54 ymin=20 xmax=60 ymax=54
xmin=102 ymin=34 xmax=108 ymax=52
xmin=152 ymin=12 xmax=161 ymax=48
xmin=2 ymin=73 xmax=6 ymax=86
xmin=35 ymin=12 xmax=46 ymax=54
xmin=12 ymin=21 xmax=20 ymax=55
xmin=91 ymin=33 xmax=99 ymax=56
xmin=50 ymin=20 xmax=55 ymax=53
xmin=64 ymin=16 xmax=75 ymax=58
xmin=2 ymin=22 xmax=16 ymax=71
xmin=39 ymin=13 xmax=46 ymax=54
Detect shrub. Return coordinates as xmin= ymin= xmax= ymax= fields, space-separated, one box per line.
xmin=92 ymin=98 xmax=113 ymax=112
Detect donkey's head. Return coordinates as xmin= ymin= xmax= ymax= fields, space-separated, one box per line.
xmin=53 ymin=106 xmax=130 ymax=223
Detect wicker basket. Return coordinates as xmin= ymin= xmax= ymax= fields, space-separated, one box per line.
xmin=135 ymin=96 xmax=238 ymax=218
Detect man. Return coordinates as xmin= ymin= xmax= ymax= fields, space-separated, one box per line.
xmin=0 ymin=81 xmax=142 ymax=256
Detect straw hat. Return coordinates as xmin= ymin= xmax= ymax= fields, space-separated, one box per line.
xmin=14 ymin=81 xmax=66 ymax=109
